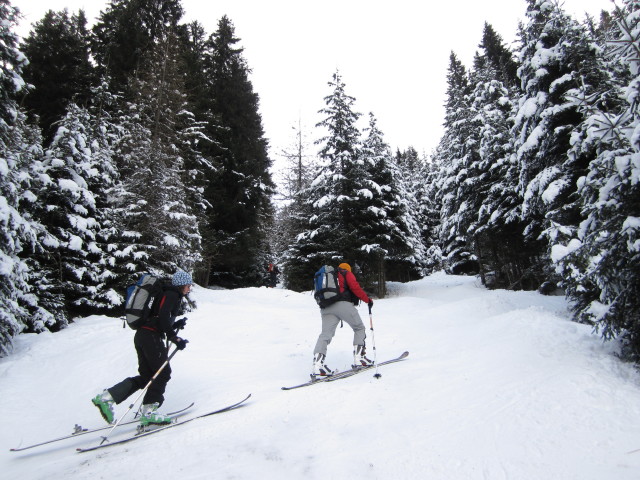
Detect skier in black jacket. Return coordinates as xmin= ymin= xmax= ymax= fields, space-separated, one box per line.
xmin=92 ymin=271 xmax=192 ymax=427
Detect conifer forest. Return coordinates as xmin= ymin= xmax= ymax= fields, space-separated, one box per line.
xmin=1 ymin=0 xmax=639 ymax=361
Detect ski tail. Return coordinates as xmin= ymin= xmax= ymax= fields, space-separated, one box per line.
xmin=76 ymin=395 xmax=251 ymax=453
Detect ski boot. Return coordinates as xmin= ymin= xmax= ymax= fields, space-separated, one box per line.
xmin=353 ymin=344 xmax=374 ymax=368
xmin=138 ymin=403 xmax=173 ymax=431
xmin=311 ymin=353 xmax=336 ymax=379
xmin=91 ymin=390 xmax=115 ymax=424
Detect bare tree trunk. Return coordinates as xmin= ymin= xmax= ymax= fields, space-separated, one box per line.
xmin=195 ymin=256 xmax=212 ymax=287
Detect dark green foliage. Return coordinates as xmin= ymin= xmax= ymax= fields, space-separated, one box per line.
xmin=20 ymin=9 xmax=95 ymax=143
xmin=474 ymin=22 xmax=519 ymax=89
xmin=91 ymin=0 xmax=185 ymax=95
xmin=201 ymin=16 xmax=274 ymax=287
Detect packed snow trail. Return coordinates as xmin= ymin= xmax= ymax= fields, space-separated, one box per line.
xmin=2 ymin=272 xmax=640 ymax=479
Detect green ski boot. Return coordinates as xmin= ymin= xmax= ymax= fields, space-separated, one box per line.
xmin=91 ymin=390 xmax=115 ymax=424
xmin=139 ymin=403 xmax=173 ymax=427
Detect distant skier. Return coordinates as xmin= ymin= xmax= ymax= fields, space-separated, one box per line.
xmin=312 ymin=262 xmax=374 ymax=377
xmin=91 ymin=271 xmax=192 ymax=427
xmin=267 ymin=262 xmax=279 ymax=288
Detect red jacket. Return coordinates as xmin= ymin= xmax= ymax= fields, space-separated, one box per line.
xmin=337 ymin=269 xmax=370 ymax=304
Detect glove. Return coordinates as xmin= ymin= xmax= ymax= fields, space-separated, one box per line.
xmin=368 ymin=300 xmax=374 ymax=308
xmin=173 ymin=317 xmax=187 ymax=331
xmin=171 ymin=336 xmax=189 ymax=350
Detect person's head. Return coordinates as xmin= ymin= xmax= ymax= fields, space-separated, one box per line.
xmin=338 ymin=262 xmax=351 ymax=272
xmin=172 ymin=270 xmax=193 ymax=294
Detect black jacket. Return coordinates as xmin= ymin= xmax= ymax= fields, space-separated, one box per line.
xmin=147 ymin=285 xmax=184 ymax=336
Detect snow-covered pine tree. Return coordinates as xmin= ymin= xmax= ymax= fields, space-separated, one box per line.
xmin=512 ymin=0 xmax=606 ymax=288
xmin=31 ymin=104 xmax=113 ymax=318
xmin=0 ymin=0 xmax=59 ymax=355
xmin=280 ymin=183 xmax=316 ymax=291
xmin=312 ymin=73 xmax=364 ymax=259
xmin=114 ymin=29 xmax=202 ymax=277
xmin=283 ymin=71 xmax=364 ymax=289
xmin=372 ymin=142 xmax=429 ymax=286
xmin=551 ymin=0 xmax=640 ymax=358
xmin=271 ymin=119 xmax=316 ymax=284
xmin=416 ymin=156 xmax=444 ymax=274
xmin=467 ymin=23 xmax=529 ymax=289
xmin=81 ymin=80 xmax=132 ymax=311
xmin=359 ymin=113 xmax=417 ymax=296
xmin=278 ymin=130 xmax=318 ymax=290
xmin=433 ymin=52 xmax=479 ymax=274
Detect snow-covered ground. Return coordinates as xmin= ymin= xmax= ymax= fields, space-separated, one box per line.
xmin=2 ymin=272 xmax=640 ymax=479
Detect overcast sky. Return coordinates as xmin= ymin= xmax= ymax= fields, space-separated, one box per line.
xmin=12 ymin=0 xmax=615 ymax=161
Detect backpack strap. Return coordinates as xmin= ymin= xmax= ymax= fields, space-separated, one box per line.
xmin=337 ymin=268 xmax=359 ymax=305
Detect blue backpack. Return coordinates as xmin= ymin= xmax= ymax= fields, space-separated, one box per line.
xmin=124 ymin=274 xmax=165 ymax=329
xmin=313 ymin=265 xmax=342 ymax=308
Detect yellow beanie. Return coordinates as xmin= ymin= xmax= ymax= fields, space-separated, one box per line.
xmin=338 ymin=263 xmax=351 ymax=272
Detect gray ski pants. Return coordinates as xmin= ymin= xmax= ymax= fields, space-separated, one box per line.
xmin=313 ymin=301 xmax=367 ymax=356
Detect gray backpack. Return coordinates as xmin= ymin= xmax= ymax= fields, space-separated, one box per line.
xmin=124 ymin=274 xmax=165 ymax=329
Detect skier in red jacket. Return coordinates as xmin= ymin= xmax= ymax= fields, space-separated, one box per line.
xmin=312 ymin=262 xmax=374 ymax=377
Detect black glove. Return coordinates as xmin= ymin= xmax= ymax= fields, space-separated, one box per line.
xmin=173 ymin=317 xmax=187 ymax=331
xmin=171 ymin=336 xmax=189 ymax=350
xmin=368 ymin=299 xmax=374 ymax=308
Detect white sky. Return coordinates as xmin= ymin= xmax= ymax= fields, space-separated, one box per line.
xmin=12 ymin=0 xmax=615 ymax=161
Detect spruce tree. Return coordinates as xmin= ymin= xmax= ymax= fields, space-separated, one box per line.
xmin=271 ymin=119 xmax=316 ymax=282
xmin=467 ymin=24 xmax=528 ymax=288
xmin=113 ymin=30 xmax=202 ymax=276
xmin=283 ymin=71 xmax=363 ymax=290
xmin=202 ymin=16 xmax=274 ymax=287
xmin=475 ymin=22 xmax=519 ymax=89
xmin=395 ymin=147 xmax=435 ymax=278
xmin=31 ymin=104 xmax=112 ymax=318
xmin=20 ymin=8 xmax=94 ymax=143
xmin=511 ymin=0 xmax=607 ymax=288
xmin=361 ymin=114 xmax=424 ymax=295
xmin=0 ymin=0 xmax=56 ymax=355
xmin=92 ymin=0 xmax=185 ymax=95
xmin=552 ymin=0 xmax=640 ymax=358
xmin=433 ymin=52 xmax=478 ymax=274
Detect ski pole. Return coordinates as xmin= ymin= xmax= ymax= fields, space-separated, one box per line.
xmin=100 ymin=347 xmax=180 ymax=445
xmin=369 ymin=303 xmax=381 ymax=379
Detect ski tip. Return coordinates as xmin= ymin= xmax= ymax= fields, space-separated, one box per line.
xmin=400 ymin=351 xmax=409 ymax=358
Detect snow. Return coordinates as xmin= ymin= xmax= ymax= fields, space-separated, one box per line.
xmin=551 ymin=238 xmax=582 ymax=263
xmin=2 ymin=272 xmax=640 ymax=479
xmin=541 ymin=178 xmax=568 ymax=204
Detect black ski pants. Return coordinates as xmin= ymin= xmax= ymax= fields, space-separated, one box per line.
xmin=107 ymin=328 xmax=172 ymax=407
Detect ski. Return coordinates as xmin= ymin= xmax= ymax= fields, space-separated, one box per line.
xmin=76 ymin=394 xmax=251 ymax=453
xmin=281 ymin=351 xmax=409 ymax=390
xmin=9 ymin=402 xmax=195 ymax=452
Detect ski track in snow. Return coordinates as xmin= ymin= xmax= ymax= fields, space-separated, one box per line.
xmin=1 ymin=272 xmax=640 ymax=479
